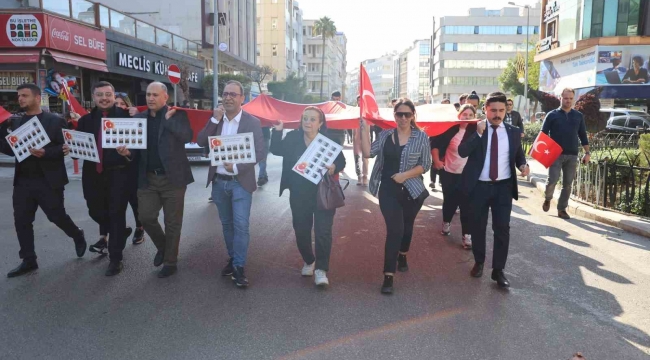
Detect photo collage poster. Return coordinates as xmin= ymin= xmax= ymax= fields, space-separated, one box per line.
xmin=62 ymin=129 xmax=99 ymax=163
xmin=208 ymin=132 xmax=257 ymax=167
xmin=292 ymin=133 xmax=343 ymax=185
xmin=102 ymin=118 xmax=147 ymax=149
xmin=4 ymin=116 xmax=51 ymax=163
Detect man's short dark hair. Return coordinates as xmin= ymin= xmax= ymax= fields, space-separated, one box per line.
xmin=91 ymin=81 xmax=115 ymax=94
xmin=226 ymin=80 xmax=244 ymax=95
xmin=507 ymin=98 xmax=514 ymax=103
xmin=16 ymin=83 xmax=41 ymax=96
xmin=331 ymin=90 xmax=341 ymax=98
xmin=485 ymin=92 xmax=508 ymax=107
xmin=390 ymin=98 xmax=398 ymax=104
xmin=459 ymin=93 xmax=469 ymax=102
xmin=561 ymin=87 xmax=575 ymax=95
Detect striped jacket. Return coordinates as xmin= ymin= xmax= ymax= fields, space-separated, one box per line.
xmin=368 ymin=127 xmax=432 ymax=199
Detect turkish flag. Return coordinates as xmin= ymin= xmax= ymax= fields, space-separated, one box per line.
xmin=359 ymin=64 xmax=381 ymax=121
xmin=529 ymin=131 xmax=563 ymax=168
xmin=0 ymin=106 xmax=11 ymax=124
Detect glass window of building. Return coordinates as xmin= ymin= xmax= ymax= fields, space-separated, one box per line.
xmin=272 ymin=18 xmax=278 ymax=29
xmin=99 ymin=6 xmax=110 ymax=28
xmin=156 ymin=30 xmax=172 ymax=49
xmin=110 ymin=11 xmax=135 ymax=37
xmin=43 ymin=0 xmax=71 ymax=17
xmin=71 ymin=0 xmax=95 ymax=25
xmin=173 ymin=35 xmax=187 ymax=53
xmin=188 ymin=42 xmax=199 ymax=57
xmin=136 ymin=21 xmax=155 ymax=44
xmin=272 ymin=44 xmax=278 ymax=56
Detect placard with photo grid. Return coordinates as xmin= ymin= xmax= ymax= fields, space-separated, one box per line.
xmin=292 ymin=133 xmax=343 ymax=185
xmin=62 ymin=129 xmax=99 ymax=163
xmin=101 ymin=118 xmax=147 ymax=149
xmin=4 ymin=116 xmax=51 ymax=163
xmin=208 ymin=132 xmax=256 ymax=167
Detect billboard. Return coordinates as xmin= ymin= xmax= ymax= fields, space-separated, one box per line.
xmin=595 ymin=45 xmax=650 ymax=86
xmin=539 ymin=47 xmax=597 ymax=94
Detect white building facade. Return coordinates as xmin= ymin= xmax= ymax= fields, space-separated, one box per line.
xmin=302 ymin=19 xmax=347 ymax=100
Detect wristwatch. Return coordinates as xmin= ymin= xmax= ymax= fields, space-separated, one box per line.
xmin=585 ymin=152 xmax=591 ymax=155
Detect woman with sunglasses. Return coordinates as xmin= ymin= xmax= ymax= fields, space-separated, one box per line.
xmin=270 ymin=107 xmax=346 ymax=287
xmin=360 ymin=98 xmax=432 ymax=294
xmin=114 ymin=93 xmax=132 ymax=110
xmin=431 ymin=104 xmax=477 ymax=249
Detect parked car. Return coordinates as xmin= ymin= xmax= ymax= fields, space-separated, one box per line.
xmin=601 ymin=108 xmax=650 ymax=134
xmin=185 ymin=143 xmax=210 ymax=163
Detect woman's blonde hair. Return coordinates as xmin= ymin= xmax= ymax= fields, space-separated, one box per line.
xmin=458 ymin=104 xmax=476 ymax=118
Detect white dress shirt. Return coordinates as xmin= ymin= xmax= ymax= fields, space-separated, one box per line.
xmin=478 ymin=122 xmax=511 ymax=181
xmin=211 ymin=110 xmax=242 ymax=175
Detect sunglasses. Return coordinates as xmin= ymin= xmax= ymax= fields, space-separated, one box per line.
xmin=395 ymin=112 xmax=413 ymax=118
xmin=222 ymin=92 xmax=241 ymax=99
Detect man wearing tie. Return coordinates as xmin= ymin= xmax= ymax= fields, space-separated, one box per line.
xmin=458 ymin=92 xmax=529 ymax=288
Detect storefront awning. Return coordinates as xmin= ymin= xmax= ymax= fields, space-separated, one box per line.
xmin=46 ymin=50 xmax=108 ymax=72
xmin=0 ymin=50 xmax=40 ymax=64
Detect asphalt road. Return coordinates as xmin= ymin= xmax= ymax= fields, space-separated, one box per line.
xmin=0 ymin=148 xmax=649 ymax=360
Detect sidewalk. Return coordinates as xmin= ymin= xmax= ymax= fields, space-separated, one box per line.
xmin=524 ymin=159 xmax=650 ymax=239
xmin=0 ymin=154 xmax=82 ymax=180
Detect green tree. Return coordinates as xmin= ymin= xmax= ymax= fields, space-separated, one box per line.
xmin=313 ymin=17 xmax=337 ymax=101
xmin=202 ymin=73 xmax=251 ymax=99
xmin=267 ymin=73 xmax=307 ymax=103
xmin=498 ymin=50 xmax=540 ymax=100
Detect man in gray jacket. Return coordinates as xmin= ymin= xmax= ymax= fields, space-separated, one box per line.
xmin=197 ymin=80 xmax=265 ymax=288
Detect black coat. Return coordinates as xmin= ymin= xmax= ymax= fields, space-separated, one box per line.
xmin=270 ymin=129 xmax=346 ymax=197
xmin=430 ymin=123 xmax=477 ymax=160
xmin=507 ymin=111 xmax=525 ymax=132
xmin=133 ymin=106 xmax=194 ymax=189
xmin=76 ymin=105 xmax=134 ymax=172
xmin=0 ymin=112 xmax=70 ymax=189
xmin=458 ymin=122 xmax=526 ymax=200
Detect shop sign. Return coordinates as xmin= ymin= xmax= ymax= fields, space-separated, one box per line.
xmin=544 ymin=1 xmax=560 ymax=23
xmin=0 ymin=14 xmax=46 ymax=47
xmin=47 ymin=16 xmax=106 ymax=60
xmin=0 ymin=71 xmax=34 ymax=90
xmin=116 ymin=52 xmax=200 ymax=83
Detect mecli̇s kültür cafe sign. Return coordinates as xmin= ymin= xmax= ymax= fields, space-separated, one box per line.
xmin=116 ymin=52 xmax=199 ymax=83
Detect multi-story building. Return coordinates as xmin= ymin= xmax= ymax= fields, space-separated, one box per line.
xmin=406 ymin=39 xmax=431 ymax=104
xmin=535 ymin=0 xmax=650 ymax=111
xmin=363 ymin=53 xmax=396 ymax=106
xmin=346 ymin=67 xmax=359 ymax=104
xmin=430 ymin=3 xmax=542 ymax=104
xmin=256 ymin=0 xmax=303 ymax=86
xmin=398 ymin=48 xmax=410 ymax=98
xmin=302 ymin=19 xmax=347 ymax=100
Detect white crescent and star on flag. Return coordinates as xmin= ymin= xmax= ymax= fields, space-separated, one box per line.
xmin=533 ymin=139 xmax=550 ymax=155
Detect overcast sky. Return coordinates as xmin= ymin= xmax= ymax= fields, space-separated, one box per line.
xmin=298 ymin=0 xmax=540 ymax=71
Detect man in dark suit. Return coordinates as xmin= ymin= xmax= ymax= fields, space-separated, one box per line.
xmin=127 ymin=81 xmax=194 ymax=278
xmin=197 ymin=80 xmax=265 ymax=288
xmin=505 ymin=98 xmax=525 ymax=137
xmin=76 ymin=81 xmax=135 ymax=276
xmin=458 ymin=92 xmax=530 ymax=288
xmin=0 ymin=84 xmax=87 ymax=278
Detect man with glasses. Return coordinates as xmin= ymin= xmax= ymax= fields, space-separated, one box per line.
xmin=505 ymin=98 xmax=525 ymax=137
xmin=197 ymin=80 xmax=265 ymax=287
xmin=128 ymin=82 xmax=194 ymax=278
xmin=76 ymin=81 xmax=134 ymax=276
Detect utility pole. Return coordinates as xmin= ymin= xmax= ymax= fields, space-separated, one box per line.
xmin=212 ymin=0 xmax=219 ymax=107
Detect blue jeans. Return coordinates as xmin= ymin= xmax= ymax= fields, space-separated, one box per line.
xmin=258 ymin=138 xmax=270 ymax=179
xmin=212 ymin=179 xmax=253 ymax=267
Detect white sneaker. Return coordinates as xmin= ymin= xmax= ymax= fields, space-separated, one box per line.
xmin=462 ymin=234 xmax=472 ymax=249
xmin=441 ymin=222 xmax=451 ymax=236
xmin=314 ymin=269 xmax=329 ymax=286
xmin=301 ymin=262 xmax=315 ymax=276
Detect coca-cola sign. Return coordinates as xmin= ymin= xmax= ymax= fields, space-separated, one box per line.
xmin=47 ymin=15 xmax=106 ymax=60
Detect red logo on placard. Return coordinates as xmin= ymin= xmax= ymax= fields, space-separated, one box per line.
xmin=103 ymin=120 xmax=114 ymax=131
xmin=8 ymin=135 xmax=18 ymax=145
xmin=211 ymin=138 xmax=222 ymax=148
xmin=294 ymin=162 xmax=308 ymax=174
xmin=64 ymin=131 xmax=73 ymax=140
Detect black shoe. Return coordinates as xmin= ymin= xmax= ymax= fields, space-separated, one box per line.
xmin=397 ymin=254 xmax=408 ymax=272
xmin=73 ymin=229 xmax=87 ymax=258
xmin=471 ymin=262 xmax=484 ymax=278
xmin=231 ymin=266 xmax=249 ymax=287
xmin=105 ymin=261 xmax=123 ymax=276
xmin=381 ymin=275 xmax=394 ymax=294
xmin=542 ymin=200 xmax=551 ymax=212
xmin=153 ymin=250 xmax=164 ymax=267
xmin=429 ymin=182 xmax=436 ymax=189
xmin=132 ymin=227 xmax=145 ymax=245
xmin=221 ymin=258 xmax=234 ymax=276
xmin=7 ymin=260 xmax=38 ymax=278
xmin=558 ymin=210 xmax=571 ymax=220
xmin=257 ymin=177 xmax=268 ymax=186
xmin=158 ymin=265 xmax=177 ymax=278
xmin=491 ymin=270 xmax=510 ymax=288
xmin=89 ymin=238 xmax=108 ymax=254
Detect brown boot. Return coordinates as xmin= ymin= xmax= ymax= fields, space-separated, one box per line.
xmin=558 ymin=210 xmax=571 ymax=219
xmin=542 ymin=200 xmax=551 ymax=212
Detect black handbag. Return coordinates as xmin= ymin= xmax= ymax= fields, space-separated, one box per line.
xmin=317 ymin=171 xmax=350 ymax=211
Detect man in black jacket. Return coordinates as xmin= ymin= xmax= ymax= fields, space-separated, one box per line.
xmin=76 ymin=81 xmax=135 ymax=276
xmin=505 ymin=98 xmax=525 ymax=137
xmin=0 ymin=84 xmax=87 ymax=278
xmin=127 ymin=81 xmax=194 ymax=278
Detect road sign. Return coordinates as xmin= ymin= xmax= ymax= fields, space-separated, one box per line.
xmin=168 ymin=64 xmax=181 ymax=85
xmin=218 ymin=42 xmax=228 ymax=51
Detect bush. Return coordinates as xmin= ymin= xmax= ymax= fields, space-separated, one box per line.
xmin=524 ymin=122 xmax=542 ymax=139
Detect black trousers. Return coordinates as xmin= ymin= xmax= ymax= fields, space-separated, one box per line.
xmin=379 ymin=182 xmax=424 ymax=273
xmin=440 ymin=170 xmax=470 ymax=235
xmin=430 ymin=168 xmax=439 ymax=184
xmin=83 ymin=167 xmax=131 ymax=262
xmin=13 ymin=178 xmax=82 ymax=260
xmin=99 ymin=164 xmax=141 ymax=236
xmin=289 ymin=192 xmax=335 ymax=272
xmin=466 ymin=180 xmax=513 ymax=270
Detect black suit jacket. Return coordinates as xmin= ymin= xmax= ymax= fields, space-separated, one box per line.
xmin=507 ymin=111 xmax=524 ymax=132
xmin=458 ymin=121 xmax=526 ymax=200
xmin=76 ymin=105 xmax=134 ymax=174
xmin=133 ymin=106 xmax=194 ymax=189
xmin=0 ymin=112 xmax=70 ymax=189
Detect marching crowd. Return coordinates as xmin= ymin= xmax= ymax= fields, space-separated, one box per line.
xmin=1 ymin=81 xmax=589 ymax=295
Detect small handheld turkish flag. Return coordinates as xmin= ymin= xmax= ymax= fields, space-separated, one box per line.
xmin=0 ymin=106 xmax=11 ymax=124
xmin=530 ymin=131 xmax=563 ymax=168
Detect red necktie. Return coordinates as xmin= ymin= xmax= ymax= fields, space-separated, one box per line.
xmin=96 ymin=112 xmax=107 ymax=173
xmin=489 ymin=125 xmax=499 ymax=181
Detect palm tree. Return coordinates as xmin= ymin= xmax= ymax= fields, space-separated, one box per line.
xmin=313 ymin=17 xmax=337 ymax=101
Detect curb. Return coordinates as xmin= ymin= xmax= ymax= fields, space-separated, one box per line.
xmin=524 ymin=174 xmax=650 ymax=239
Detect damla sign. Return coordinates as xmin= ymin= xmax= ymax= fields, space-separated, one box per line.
xmin=116 ymin=52 xmax=199 ymax=83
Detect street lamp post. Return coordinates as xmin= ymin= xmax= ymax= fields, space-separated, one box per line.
xmin=509 ymin=2 xmax=530 ymax=120
xmin=213 ymin=0 xmax=219 ymax=107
